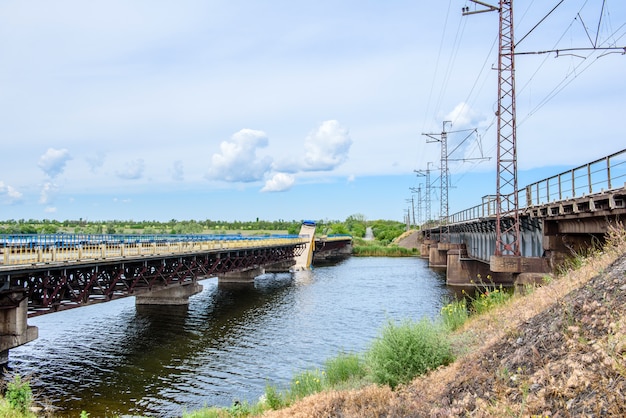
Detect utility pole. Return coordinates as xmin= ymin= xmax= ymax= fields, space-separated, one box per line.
xmin=414 ymin=162 xmax=433 ymax=224
xmin=406 ymin=196 xmax=415 ymax=227
xmin=423 ymin=121 xmax=452 ymax=242
xmin=410 ymin=184 xmax=423 ymax=226
xmin=463 ymin=0 xmax=521 ymax=256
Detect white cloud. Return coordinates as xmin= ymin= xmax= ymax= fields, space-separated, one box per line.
xmin=444 ymin=102 xmax=485 ymax=128
xmin=44 ymin=206 xmax=57 ymax=213
xmin=171 ymin=160 xmax=184 ymax=181
xmin=116 ymin=159 xmax=145 ymax=180
xmin=86 ymin=152 xmax=106 ymax=173
xmin=0 ymin=181 xmax=23 ymax=204
xmin=38 ymin=148 xmax=72 ymax=178
xmin=206 ymin=129 xmax=272 ymax=182
xmin=261 ymin=173 xmax=295 ymax=192
xmin=39 ymin=181 xmax=58 ymax=204
xmin=302 ymin=120 xmax=352 ymax=171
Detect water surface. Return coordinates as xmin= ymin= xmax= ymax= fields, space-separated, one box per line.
xmin=10 ymin=256 xmax=450 ymax=417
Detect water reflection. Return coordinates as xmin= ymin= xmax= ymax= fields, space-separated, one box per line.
xmin=10 ymin=257 xmax=451 ymax=417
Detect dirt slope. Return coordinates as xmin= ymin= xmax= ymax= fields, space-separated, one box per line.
xmin=264 ymin=238 xmax=626 ymax=417
xmin=393 ymin=230 xmax=421 ymax=249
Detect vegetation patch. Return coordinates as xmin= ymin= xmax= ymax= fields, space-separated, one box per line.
xmin=366 ymin=319 xmax=454 ymax=389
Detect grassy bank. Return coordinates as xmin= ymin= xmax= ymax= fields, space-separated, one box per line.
xmin=6 ymin=227 xmax=624 ymax=416
xmin=352 ymin=243 xmax=418 ymax=257
xmin=260 ymin=225 xmax=626 ymax=417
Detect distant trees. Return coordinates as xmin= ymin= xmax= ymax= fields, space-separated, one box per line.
xmin=0 ymin=215 xmax=407 ymax=243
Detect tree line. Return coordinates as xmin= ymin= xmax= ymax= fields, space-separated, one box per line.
xmin=0 ymin=215 xmax=409 ymax=243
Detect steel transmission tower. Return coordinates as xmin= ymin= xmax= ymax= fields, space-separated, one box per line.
xmin=423 ymin=121 xmax=452 ymax=243
xmin=410 ymin=184 xmax=423 ymax=225
xmin=414 ymin=162 xmax=433 ymax=224
xmin=463 ymin=0 xmax=521 ymax=256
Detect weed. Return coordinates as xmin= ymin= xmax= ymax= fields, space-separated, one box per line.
xmin=5 ymin=374 xmax=32 ymax=414
xmin=440 ymin=298 xmax=469 ymax=331
xmin=469 ymin=285 xmax=511 ymax=315
xmin=287 ymin=369 xmax=324 ymax=401
xmin=324 ymin=352 xmax=366 ymax=386
xmin=366 ymin=318 xmax=454 ymax=389
xmin=263 ymin=384 xmax=284 ymax=410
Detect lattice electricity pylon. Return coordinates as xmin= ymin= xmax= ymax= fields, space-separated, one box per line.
xmin=463 ymin=0 xmax=521 ymax=256
xmin=409 ymin=184 xmax=423 ymax=225
xmin=414 ymin=162 xmax=434 ymax=224
xmin=423 ymin=121 xmax=452 ymax=242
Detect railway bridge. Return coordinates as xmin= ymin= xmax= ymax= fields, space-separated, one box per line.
xmin=421 ymin=149 xmax=626 ymax=288
xmin=0 ymin=221 xmax=352 ymax=363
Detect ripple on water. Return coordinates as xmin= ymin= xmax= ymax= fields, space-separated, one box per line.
xmin=9 ymin=257 xmax=449 ymax=416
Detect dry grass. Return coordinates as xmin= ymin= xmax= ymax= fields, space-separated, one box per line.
xmin=262 ymin=226 xmax=626 ymax=417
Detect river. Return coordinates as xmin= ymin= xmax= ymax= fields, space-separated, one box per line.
xmin=9 ymin=256 xmax=451 ymax=417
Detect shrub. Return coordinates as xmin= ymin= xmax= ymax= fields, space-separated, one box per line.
xmin=366 ymin=319 xmax=454 ymax=389
xmin=287 ymin=369 xmax=324 ymax=401
xmin=264 ymin=384 xmax=284 ymax=410
xmin=5 ymin=374 xmax=32 ymax=413
xmin=441 ymin=298 xmax=469 ymax=331
xmin=324 ymin=352 xmax=367 ymax=386
xmin=469 ymin=285 xmax=511 ymax=315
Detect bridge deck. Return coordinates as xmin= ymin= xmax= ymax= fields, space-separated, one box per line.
xmin=0 ymin=234 xmax=308 ymax=268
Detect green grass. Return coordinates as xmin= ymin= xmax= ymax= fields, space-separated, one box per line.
xmin=323 ymin=352 xmax=367 ymax=387
xmin=352 ymin=243 xmax=418 ymax=257
xmin=468 ymin=285 xmax=512 ymax=315
xmin=440 ymin=298 xmax=469 ymax=331
xmin=366 ymin=319 xmax=454 ymax=389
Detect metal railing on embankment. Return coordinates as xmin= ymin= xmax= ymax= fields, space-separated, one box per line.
xmin=441 ymin=148 xmax=626 ymax=226
xmin=0 ymin=233 xmax=308 ymax=267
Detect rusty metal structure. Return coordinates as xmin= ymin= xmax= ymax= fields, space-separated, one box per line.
xmin=463 ymin=0 xmax=520 ymax=256
xmin=1 ymin=238 xmax=307 ymax=316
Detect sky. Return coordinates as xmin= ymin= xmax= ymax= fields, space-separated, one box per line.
xmin=0 ymin=1 xmax=624 ymax=223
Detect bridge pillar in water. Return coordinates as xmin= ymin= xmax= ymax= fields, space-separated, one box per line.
xmin=429 ymin=242 xmax=461 ymax=269
xmin=217 ymin=266 xmax=264 ymax=284
xmin=264 ymin=259 xmax=296 ymax=273
xmin=293 ymin=221 xmax=316 ymax=271
xmin=0 ymin=291 xmax=38 ymax=364
xmin=420 ymin=239 xmax=435 ymax=260
xmin=135 ymin=283 xmax=204 ymax=305
xmin=446 ymin=248 xmax=513 ymax=287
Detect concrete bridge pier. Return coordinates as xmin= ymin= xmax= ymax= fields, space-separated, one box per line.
xmin=217 ymin=266 xmax=265 ymax=284
xmin=446 ymin=248 xmax=514 ymax=287
xmin=430 ymin=243 xmax=462 ymax=269
xmin=420 ymin=239 xmax=435 ymax=260
xmin=264 ymin=259 xmax=296 ymax=273
xmin=135 ymin=283 xmax=204 ymax=305
xmin=0 ymin=291 xmax=38 ymax=364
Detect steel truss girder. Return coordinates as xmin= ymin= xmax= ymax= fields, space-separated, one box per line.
xmin=2 ymin=244 xmax=304 ymax=316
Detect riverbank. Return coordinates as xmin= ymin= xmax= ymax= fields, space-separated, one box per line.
xmin=263 ymin=227 xmax=626 ymax=417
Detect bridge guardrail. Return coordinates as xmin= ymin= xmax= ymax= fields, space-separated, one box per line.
xmin=427 ymin=148 xmax=626 ymax=227
xmin=0 ymin=234 xmax=308 ymax=266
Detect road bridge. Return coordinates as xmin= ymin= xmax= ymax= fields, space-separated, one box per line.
xmin=421 ymin=149 xmax=626 ymax=288
xmin=0 ymin=221 xmax=352 ymax=363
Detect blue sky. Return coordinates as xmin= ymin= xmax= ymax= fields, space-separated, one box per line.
xmin=0 ymin=1 xmax=624 ymax=223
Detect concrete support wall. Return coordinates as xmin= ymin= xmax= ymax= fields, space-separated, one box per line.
xmin=420 ymin=240 xmax=433 ymax=260
xmin=217 ymin=266 xmax=264 ymax=284
xmin=0 ymin=293 xmax=38 ymax=364
xmin=264 ymin=259 xmax=296 ymax=273
xmin=135 ymin=283 xmax=204 ymax=305
xmin=446 ymin=248 xmax=514 ymax=287
xmin=429 ymin=245 xmax=448 ymax=269
xmin=293 ymin=222 xmax=316 ymax=271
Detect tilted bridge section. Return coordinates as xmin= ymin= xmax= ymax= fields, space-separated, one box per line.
xmin=0 ymin=222 xmax=352 ymax=363
xmin=421 ymin=148 xmax=626 ymax=287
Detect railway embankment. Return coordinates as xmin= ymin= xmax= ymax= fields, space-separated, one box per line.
xmin=264 ymin=227 xmax=626 ymax=417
